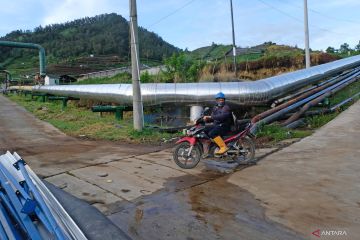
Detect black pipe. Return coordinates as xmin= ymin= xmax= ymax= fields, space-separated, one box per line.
xmin=282 ymin=91 xmax=360 ymax=120
xmin=251 ymin=70 xmax=360 ymax=133
xmin=284 ymin=118 xmax=306 ymax=129
xmin=330 ymin=92 xmax=360 ymax=111
xmin=252 ymin=67 xmax=360 ymax=123
xmin=271 ymin=67 xmax=359 ymax=107
xmin=283 ymin=76 xmax=359 ymax=125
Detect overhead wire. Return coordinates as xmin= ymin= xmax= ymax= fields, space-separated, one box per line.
xmin=255 ymin=0 xmax=354 ymax=37
xmin=275 ymin=0 xmax=360 ymax=24
xmin=147 ymin=0 xmax=197 ymax=28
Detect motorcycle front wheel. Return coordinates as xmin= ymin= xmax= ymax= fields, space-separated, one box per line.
xmin=173 ymin=142 xmax=201 ymax=169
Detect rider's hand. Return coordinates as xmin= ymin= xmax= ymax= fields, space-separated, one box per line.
xmin=203 ymin=116 xmax=211 ymax=121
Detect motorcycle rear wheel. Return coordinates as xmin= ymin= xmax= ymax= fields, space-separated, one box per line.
xmin=173 ymin=142 xmax=201 ymax=169
xmin=234 ymin=137 xmax=255 ymax=164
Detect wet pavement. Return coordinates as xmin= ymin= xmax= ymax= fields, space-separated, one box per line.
xmin=108 ymin=177 xmax=305 ymax=240
xmin=1 ymin=94 xmax=359 ymax=239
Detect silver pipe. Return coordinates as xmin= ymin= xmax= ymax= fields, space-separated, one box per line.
xmin=33 ymin=55 xmax=360 ymax=106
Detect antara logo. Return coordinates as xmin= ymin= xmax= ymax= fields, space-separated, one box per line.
xmin=312 ymin=229 xmax=348 ymax=238
xmin=312 ymin=229 xmax=321 ymax=238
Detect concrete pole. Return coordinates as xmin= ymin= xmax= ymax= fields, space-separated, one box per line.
xmin=230 ymin=0 xmax=237 ymax=75
xmin=130 ymin=0 xmax=144 ymax=130
xmin=304 ymin=0 xmax=311 ymax=68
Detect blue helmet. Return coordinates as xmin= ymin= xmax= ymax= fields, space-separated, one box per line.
xmin=215 ymin=92 xmax=225 ymax=99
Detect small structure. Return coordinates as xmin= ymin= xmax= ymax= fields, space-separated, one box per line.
xmin=59 ymin=75 xmax=77 ymax=85
xmin=44 ymin=75 xmax=58 ymax=85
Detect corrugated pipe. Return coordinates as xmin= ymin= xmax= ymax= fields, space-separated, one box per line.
xmin=282 ymin=76 xmax=359 ymax=125
xmin=33 ymin=55 xmax=360 ymax=106
xmin=250 ymin=70 xmax=360 ymax=133
xmin=0 ymin=41 xmax=46 ymax=76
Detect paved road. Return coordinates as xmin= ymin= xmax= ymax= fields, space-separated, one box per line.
xmin=1 ymin=93 xmax=359 ymax=239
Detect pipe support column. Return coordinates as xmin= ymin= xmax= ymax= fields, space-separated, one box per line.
xmin=190 ymin=105 xmax=204 ymax=123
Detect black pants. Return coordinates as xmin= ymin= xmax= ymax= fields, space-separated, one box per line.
xmin=204 ymin=124 xmax=230 ymax=139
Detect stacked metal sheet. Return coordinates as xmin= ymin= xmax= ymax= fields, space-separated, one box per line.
xmin=0 ymin=151 xmax=87 ymax=240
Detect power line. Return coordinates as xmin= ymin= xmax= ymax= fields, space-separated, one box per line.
xmin=275 ymin=0 xmax=360 ymax=24
xmin=256 ymin=0 xmax=303 ymax=23
xmin=147 ymin=0 xmax=197 ymax=28
xmin=255 ymin=0 xmax=353 ymax=37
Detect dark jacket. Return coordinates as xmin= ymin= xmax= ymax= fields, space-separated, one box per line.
xmin=211 ymin=104 xmax=232 ymax=127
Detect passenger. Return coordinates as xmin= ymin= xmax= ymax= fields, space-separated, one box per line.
xmin=203 ymin=92 xmax=233 ymax=155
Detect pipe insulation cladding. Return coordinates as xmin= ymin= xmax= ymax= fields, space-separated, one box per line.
xmin=33 ymin=55 xmax=360 ymax=106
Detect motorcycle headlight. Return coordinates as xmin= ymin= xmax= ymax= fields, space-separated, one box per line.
xmin=196 ymin=133 xmax=205 ymax=138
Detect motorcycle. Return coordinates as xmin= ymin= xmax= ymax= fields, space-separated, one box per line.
xmin=173 ymin=108 xmax=256 ymax=169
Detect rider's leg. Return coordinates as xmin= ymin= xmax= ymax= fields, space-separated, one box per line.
xmin=209 ymin=126 xmax=229 ymax=155
xmin=203 ymin=126 xmax=214 ymax=158
xmin=213 ymin=136 xmax=229 ymax=154
xmin=201 ymin=140 xmax=211 ymax=158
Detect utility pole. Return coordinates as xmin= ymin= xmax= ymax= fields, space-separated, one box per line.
xmin=130 ymin=0 xmax=144 ymax=130
xmin=303 ymin=0 xmax=311 ymax=68
xmin=230 ymin=0 xmax=237 ymax=76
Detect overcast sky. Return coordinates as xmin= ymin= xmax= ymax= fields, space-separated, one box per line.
xmin=0 ymin=0 xmax=359 ymax=51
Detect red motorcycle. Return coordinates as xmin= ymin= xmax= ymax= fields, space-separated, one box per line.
xmin=173 ymin=110 xmax=256 ymax=169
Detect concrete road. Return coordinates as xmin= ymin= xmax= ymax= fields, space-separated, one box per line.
xmin=227 ymin=100 xmax=360 ymax=239
xmin=1 ymin=94 xmax=359 ymax=239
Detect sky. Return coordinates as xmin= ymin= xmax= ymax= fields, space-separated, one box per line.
xmin=0 ymin=0 xmax=359 ymax=51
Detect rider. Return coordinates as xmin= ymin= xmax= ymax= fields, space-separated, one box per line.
xmin=203 ymin=92 xmax=233 ymax=155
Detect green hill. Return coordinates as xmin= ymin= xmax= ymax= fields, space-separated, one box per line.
xmin=189 ymin=42 xmax=305 ymax=62
xmin=0 ymin=13 xmax=179 ymax=77
xmin=190 ymin=44 xmax=232 ymax=60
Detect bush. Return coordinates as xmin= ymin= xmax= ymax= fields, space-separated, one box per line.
xmin=140 ymin=71 xmax=151 ymax=83
xmin=163 ymin=52 xmax=204 ymax=82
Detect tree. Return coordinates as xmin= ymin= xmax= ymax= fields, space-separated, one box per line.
xmin=326 ymin=46 xmax=335 ymax=54
xmin=355 ymin=41 xmax=360 ymax=52
xmin=0 ymin=13 xmax=179 ymax=64
xmin=163 ymin=52 xmax=203 ymax=82
xmin=339 ymin=43 xmax=350 ymax=54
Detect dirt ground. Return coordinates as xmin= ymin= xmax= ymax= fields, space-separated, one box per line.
xmin=1 ymin=94 xmax=359 ymax=239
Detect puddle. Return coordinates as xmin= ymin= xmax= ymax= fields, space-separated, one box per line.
xmin=108 ymin=175 xmax=305 ymax=240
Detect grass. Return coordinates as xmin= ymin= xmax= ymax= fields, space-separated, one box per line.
xmin=306 ymin=113 xmax=338 ymax=129
xmin=256 ymin=124 xmax=312 ymax=142
xmin=76 ymin=72 xmax=132 ymax=84
xmin=265 ymin=45 xmax=303 ymax=58
xmin=7 ymin=94 xmax=177 ymax=143
xmin=306 ymin=79 xmax=360 ymax=128
xmin=190 ymin=44 xmax=233 ymax=60
xmin=75 ymin=71 xmax=165 ymax=84
xmin=236 ymin=52 xmax=264 ymax=62
xmin=5 ymin=76 xmax=359 ymax=145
